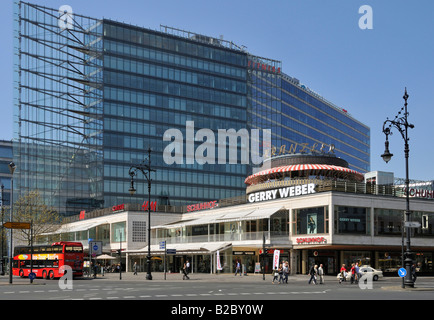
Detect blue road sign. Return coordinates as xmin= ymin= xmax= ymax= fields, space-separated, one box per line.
xmin=29 ymin=272 xmax=36 ymax=280
xmin=166 ymin=249 xmax=176 ymax=254
xmin=159 ymin=241 xmax=166 ymax=250
xmin=398 ymin=267 xmax=407 ymax=277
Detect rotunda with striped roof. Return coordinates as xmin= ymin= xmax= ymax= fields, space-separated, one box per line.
xmin=245 ymin=153 xmax=364 ymax=195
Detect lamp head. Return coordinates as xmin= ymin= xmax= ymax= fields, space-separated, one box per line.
xmin=128 ymin=180 xmax=136 ymax=195
xmin=8 ymin=162 xmax=16 ymax=174
xmin=381 ymin=140 xmax=393 ymax=163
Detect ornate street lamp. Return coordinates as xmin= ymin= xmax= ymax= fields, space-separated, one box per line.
xmin=8 ymin=162 xmax=16 ymax=284
xmin=128 ymin=148 xmax=155 ymax=280
xmin=381 ymin=88 xmax=415 ymax=288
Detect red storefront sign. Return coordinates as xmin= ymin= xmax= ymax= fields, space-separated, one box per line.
xmin=186 ymin=200 xmax=218 ymax=212
xmin=142 ymin=200 xmax=157 ymax=212
xmin=112 ymin=204 xmax=125 ymax=212
xmin=248 ymin=60 xmax=281 ymax=74
xmin=295 ymin=237 xmax=327 ymax=244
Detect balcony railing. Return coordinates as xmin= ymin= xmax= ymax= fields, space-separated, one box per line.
xmin=246 ymin=179 xmax=405 ymax=198
xmin=151 ymin=231 xmax=289 ymax=246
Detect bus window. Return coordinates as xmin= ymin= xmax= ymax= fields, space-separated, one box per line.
xmin=66 ymin=246 xmax=83 ymax=253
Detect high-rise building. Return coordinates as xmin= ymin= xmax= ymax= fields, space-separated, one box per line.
xmin=13 ymin=1 xmax=370 ymax=216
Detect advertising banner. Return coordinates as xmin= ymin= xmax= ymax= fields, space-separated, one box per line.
xmin=216 ymin=250 xmax=222 ymax=270
xmin=273 ymin=249 xmax=280 ymax=270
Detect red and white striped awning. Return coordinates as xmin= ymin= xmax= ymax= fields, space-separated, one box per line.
xmin=245 ymin=164 xmax=364 ymax=185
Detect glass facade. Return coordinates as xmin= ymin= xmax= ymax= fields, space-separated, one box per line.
xmin=14 ymin=2 xmax=370 ymax=216
xmin=102 ymin=20 xmax=249 ymax=208
xmin=249 ymin=70 xmax=370 ymax=173
xmin=280 ymin=79 xmax=370 ymax=173
xmin=14 ymin=2 xmax=104 ymax=216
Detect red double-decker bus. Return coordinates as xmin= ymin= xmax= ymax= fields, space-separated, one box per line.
xmin=12 ymin=241 xmax=84 ymax=279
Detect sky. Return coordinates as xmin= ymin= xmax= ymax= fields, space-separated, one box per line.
xmin=1 ymin=0 xmax=433 ymax=181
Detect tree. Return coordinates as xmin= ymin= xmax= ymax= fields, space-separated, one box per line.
xmin=12 ymin=190 xmax=61 ymax=245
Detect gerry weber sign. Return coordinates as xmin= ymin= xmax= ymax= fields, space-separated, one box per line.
xmin=248 ymin=183 xmax=316 ymax=203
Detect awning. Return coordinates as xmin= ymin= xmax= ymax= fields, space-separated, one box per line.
xmin=215 ymin=206 xmax=284 ymax=223
xmin=153 ymin=205 xmax=284 ymax=229
xmin=127 ymin=242 xmax=232 ymax=255
xmin=245 ymin=163 xmax=364 ymax=185
xmin=42 ymin=220 xmax=107 ymax=235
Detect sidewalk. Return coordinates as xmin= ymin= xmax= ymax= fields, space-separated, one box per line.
xmin=2 ymin=272 xmax=434 ymax=291
xmin=0 ymin=271 xmax=323 ymax=284
xmin=91 ymin=271 xmax=312 ymax=282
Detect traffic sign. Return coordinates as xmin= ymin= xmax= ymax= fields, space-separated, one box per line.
xmin=29 ymin=272 xmax=36 ymax=280
xmin=404 ymin=221 xmax=421 ymax=228
xmin=159 ymin=241 xmax=166 ymax=250
xmin=89 ymin=241 xmax=102 ymax=256
xmin=398 ymin=267 xmax=407 ymax=277
xmin=3 ymin=222 xmax=31 ymax=229
xmin=166 ymin=249 xmax=176 ymax=254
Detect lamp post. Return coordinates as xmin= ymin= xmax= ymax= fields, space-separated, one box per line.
xmin=8 ymin=162 xmax=16 ymax=284
xmin=128 ymin=148 xmax=155 ymax=280
xmin=381 ymin=88 xmax=414 ymax=288
xmin=1 ymin=184 xmax=4 ymax=276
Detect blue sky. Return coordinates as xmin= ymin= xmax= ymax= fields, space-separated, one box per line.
xmin=1 ymin=0 xmax=433 ymax=181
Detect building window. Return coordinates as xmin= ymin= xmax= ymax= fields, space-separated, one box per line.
xmin=335 ymin=206 xmax=368 ymax=235
xmin=112 ymin=222 xmax=126 ymax=242
xmin=132 ymin=221 xmax=147 ymax=242
xmin=374 ymin=209 xmax=402 ymax=236
xmin=292 ymin=206 xmax=328 ymax=235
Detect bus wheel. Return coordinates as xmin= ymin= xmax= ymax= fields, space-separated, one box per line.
xmin=42 ymin=270 xmax=48 ymax=279
xmin=19 ymin=269 xmax=24 ymax=278
xmin=49 ymin=271 xmax=55 ymax=280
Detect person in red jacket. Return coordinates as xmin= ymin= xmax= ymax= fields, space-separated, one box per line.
xmin=339 ymin=264 xmax=347 ymax=283
xmin=350 ymin=263 xmax=357 ymax=284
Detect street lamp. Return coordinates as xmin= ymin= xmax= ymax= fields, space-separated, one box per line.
xmin=1 ymin=184 xmax=4 ymax=276
xmin=8 ymin=162 xmax=16 ymax=284
xmin=128 ymin=148 xmax=155 ymax=280
xmin=381 ymin=88 xmax=415 ymax=288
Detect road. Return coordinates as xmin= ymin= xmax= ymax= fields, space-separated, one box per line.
xmin=1 ymin=272 xmax=434 ymax=301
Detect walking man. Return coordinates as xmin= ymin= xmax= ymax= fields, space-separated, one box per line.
xmin=234 ymin=260 xmax=242 ymax=276
xmin=308 ymin=264 xmax=317 ymax=285
xmin=318 ymin=264 xmax=324 ymax=284
xmin=133 ymin=261 xmax=138 ymax=275
xmin=182 ymin=261 xmax=190 ymax=280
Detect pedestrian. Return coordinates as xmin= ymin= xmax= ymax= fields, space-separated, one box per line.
xmin=272 ymin=267 xmax=279 ymax=284
xmin=318 ymin=264 xmax=324 ymax=284
xmin=355 ymin=262 xmax=360 ymax=282
xmin=350 ymin=263 xmax=357 ymax=284
xmin=133 ymin=261 xmax=138 ymax=275
xmin=234 ymin=260 xmax=242 ymax=276
xmin=339 ymin=264 xmax=347 ymax=283
xmin=283 ymin=261 xmax=289 ymax=284
xmin=93 ymin=262 xmax=98 ymax=279
xmin=308 ymin=264 xmax=317 ymax=285
xmin=411 ymin=264 xmax=417 ymax=283
xmin=278 ymin=264 xmax=285 ymax=284
xmin=182 ymin=261 xmax=190 ymax=280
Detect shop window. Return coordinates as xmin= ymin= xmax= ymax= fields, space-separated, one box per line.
xmin=335 ymin=206 xmax=368 ymax=235
xmin=293 ymin=206 xmax=327 ymax=235
xmin=270 ymin=210 xmax=289 ymax=236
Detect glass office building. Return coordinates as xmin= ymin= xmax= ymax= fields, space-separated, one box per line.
xmin=13 ymin=2 xmax=370 ymax=216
